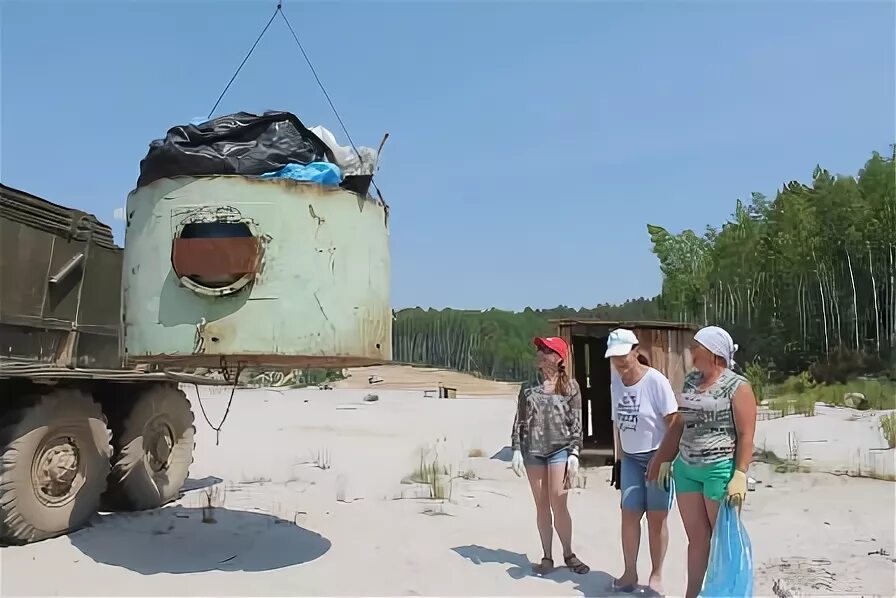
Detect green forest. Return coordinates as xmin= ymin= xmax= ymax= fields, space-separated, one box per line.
xmin=393 ymin=148 xmax=896 ymax=384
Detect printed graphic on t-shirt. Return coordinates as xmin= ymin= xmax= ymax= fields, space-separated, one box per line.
xmin=616 ymin=390 xmax=640 ymax=432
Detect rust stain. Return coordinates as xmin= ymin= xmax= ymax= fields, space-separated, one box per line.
xmin=135 ymin=352 xmax=389 ymax=369
xmin=171 ymin=237 xmax=262 ymax=280
xmin=308 ymin=205 xmax=325 ymax=226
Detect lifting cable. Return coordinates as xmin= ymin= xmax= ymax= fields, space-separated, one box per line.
xmin=205 ymin=0 xmax=382 ymax=199
xmin=193 ymin=362 xmax=244 ymax=446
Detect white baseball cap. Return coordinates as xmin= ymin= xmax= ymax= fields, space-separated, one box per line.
xmin=605 ymin=328 xmax=639 ymax=358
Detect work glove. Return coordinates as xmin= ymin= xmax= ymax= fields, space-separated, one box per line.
xmin=657 ymin=461 xmax=672 ymax=491
xmin=566 ymin=453 xmax=580 ymax=485
xmin=610 ymin=459 xmax=621 ymax=490
xmin=647 ymin=459 xmax=673 ymax=491
xmin=511 ymin=449 xmax=524 ymax=477
xmin=727 ymin=470 xmax=748 ymax=511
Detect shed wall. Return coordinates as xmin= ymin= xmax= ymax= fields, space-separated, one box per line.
xmin=558 ymin=322 xmax=695 ymax=395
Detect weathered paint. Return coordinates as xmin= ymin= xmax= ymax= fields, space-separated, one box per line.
xmin=123 ymin=176 xmax=391 ymax=368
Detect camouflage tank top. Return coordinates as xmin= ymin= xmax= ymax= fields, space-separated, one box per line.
xmin=511 ymin=379 xmax=583 ymax=457
xmin=678 ymin=368 xmax=746 ymax=465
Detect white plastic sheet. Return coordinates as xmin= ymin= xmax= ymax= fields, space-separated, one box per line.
xmin=309 ymin=125 xmax=379 ymax=177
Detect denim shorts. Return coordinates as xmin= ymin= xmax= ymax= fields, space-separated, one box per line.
xmin=620 ymin=450 xmax=674 ymax=512
xmin=525 ymin=448 xmax=569 ymax=467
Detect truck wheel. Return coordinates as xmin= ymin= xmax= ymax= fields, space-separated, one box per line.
xmin=104 ymin=385 xmax=195 ymax=511
xmin=0 ymin=390 xmax=112 ymax=544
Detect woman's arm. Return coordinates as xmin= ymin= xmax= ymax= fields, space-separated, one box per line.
xmin=731 ymin=383 xmax=757 ymax=472
xmin=613 ymin=428 xmax=621 ymax=461
xmin=647 ymin=415 xmax=682 ymax=481
xmin=568 ymin=382 xmax=583 ymax=455
xmin=648 ymin=376 xmax=681 ymax=461
xmin=511 ymin=386 xmax=525 ymax=452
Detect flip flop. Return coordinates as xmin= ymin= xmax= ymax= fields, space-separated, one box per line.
xmin=612 ymin=579 xmax=637 ymax=593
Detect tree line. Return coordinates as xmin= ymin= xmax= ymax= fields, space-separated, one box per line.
xmin=647 ymin=148 xmax=894 ymax=382
xmin=392 ymin=301 xmax=661 ymax=382
xmin=393 ymin=148 xmax=895 ymax=383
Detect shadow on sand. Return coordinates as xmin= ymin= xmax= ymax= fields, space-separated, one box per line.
xmin=179 ymin=476 xmax=225 ymax=493
xmin=70 ymin=507 xmax=330 ymax=575
xmin=452 ymin=544 xmax=616 ymax=597
xmin=491 ymin=446 xmax=514 ymax=462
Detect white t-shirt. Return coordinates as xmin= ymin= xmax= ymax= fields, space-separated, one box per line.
xmin=611 ymin=367 xmax=678 ymax=454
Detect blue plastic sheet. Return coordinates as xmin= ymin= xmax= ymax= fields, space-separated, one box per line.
xmin=260 ymin=162 xmax=343 ymax=186
xmin=700 ymin=503 xmax=754 ymax=597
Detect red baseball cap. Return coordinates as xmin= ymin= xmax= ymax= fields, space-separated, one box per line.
xmin=534 ymin=336 xmax=569 ymax=362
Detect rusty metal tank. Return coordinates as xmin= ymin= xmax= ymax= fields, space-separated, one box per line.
xmin=122 ymin=176 xmax=391 ymax=369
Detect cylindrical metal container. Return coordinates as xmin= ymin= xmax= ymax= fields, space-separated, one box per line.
xmin=122 ymin=176 xmax=391 ymax=369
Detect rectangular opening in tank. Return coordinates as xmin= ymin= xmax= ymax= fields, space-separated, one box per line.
xmin=171 ymin=237 xmax=261 ymax=280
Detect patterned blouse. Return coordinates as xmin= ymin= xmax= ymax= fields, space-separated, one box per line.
xmin=511 ymin=379 xmax=583 ymax=457
xmin=678 ymin=368 xmax=747 ymax=465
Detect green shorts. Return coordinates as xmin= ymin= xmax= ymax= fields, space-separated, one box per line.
xmin=672 ymin=456 xmax=734 ymax=502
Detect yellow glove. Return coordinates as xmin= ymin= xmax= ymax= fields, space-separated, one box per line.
xmin=657 ymin=462 xmax=673 ymax=491
xmin=727 ymin=470 xmax=747 ymax=510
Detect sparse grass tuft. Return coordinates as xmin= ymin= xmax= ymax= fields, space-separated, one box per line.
xmin=313 ymin=448 xmax=332 ymax=470
xmin=409 ymin=439 xmax=453 ymax=500
xmin=772 ymin=376 xmax=895 ymax=412
xmin=467 ymin=448 xmax=485 ymax=458
xmin=753 ymin=444 xmax=811 ymax=474
xmin=202 ymin=485 xmax=226 ymax=523
xmin=458 ymin=468 xmax=478 ymax=481
xmin=768 ymin=393 xmax=817 ymax=417
xmin=766 ymin=376 xmax=896 ymax=417
xmin=880 ymin=413 xmax=896 ymax=448
xmin=745 ymin=360 xmax=771 ymax=404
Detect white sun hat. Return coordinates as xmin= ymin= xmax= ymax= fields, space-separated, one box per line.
xmin=605 ymin=328 xmax=640 ymax=358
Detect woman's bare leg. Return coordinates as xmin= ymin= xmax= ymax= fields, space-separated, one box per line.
xmin=678 ymin=492 xmax=712 ymax=598
xmin=525 ymin=464 xmax=553 ymax=562
xmin=617 ymin=507 xmax=643 ymax=588
xmin=646 ymin=510 xmax=669 ymax=592
xmin=704 ymin=496 xmax=722 ymax=531
xmin=547 ymin=463 xmax=572 ymax=556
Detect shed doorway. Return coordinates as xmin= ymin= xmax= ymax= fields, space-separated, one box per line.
xmin=571 ymin=334 xmax=613 ymax=457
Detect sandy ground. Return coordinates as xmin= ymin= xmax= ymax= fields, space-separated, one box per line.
xmin=755 ymin=404 xmax=896 ymax=480
xmin=334 ymin=364 xmax=521 ymax=396
xmin=1 ymin=387 xmax=894 ymax=597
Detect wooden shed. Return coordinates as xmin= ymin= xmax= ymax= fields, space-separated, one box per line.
xmin=551 ymin=319 xmax=698 ymax=459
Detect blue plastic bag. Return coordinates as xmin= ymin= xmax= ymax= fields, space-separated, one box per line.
xmin=700 ymin=503 xmax=753 ymax=597
xmin=259 ymin=162 xmax=343 ymax=186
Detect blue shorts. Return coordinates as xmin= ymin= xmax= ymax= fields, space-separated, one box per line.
xmin=525 ymin=448 xmax=569 ymax=467
xmin=620 ymin=450 xmax=674 ymax=512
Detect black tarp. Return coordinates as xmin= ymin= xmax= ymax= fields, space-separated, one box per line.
xmin=137 ymin=111 xmax=336 ymax=188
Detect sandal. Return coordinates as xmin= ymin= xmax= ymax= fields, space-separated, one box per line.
xmin=532 ymin=557 xmax=554 ymax=575
xmin=564 ymin=553 xmax=590 ymax=574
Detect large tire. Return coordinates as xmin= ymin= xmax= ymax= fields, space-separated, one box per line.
xmin=0 ymin=389 xmax=112 ymax=545
xmin=104 ymin=385 xmax=195 ymax=511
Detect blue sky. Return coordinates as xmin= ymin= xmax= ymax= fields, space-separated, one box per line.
xmin=2 ymin=0 xmax=894 ymax=310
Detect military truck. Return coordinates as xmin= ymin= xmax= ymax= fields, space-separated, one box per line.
xmin=0 ymin=112 xmax=392 ymax=545
xmin=0 ymin=182 xmax=207 ymax=544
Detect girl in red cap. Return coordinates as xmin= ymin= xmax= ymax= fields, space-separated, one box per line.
xmin=510 ymin=336 xmax=590 ymax=576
